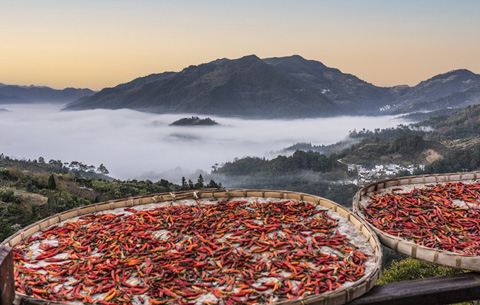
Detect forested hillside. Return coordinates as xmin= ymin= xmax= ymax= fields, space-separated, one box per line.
xmin=211 ymin=151 xmax=358 ymax=207
xmin=339 ymin=134 xmax=442 ymax=167
xmin=418 ymin=104 xmax=480 ymax=140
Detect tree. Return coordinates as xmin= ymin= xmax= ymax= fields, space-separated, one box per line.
xmin=97 ymin=164 xmax=109 ymax=175
xmin=206 ymin=180 xmax=221 ymax=188
xmin=69 ymin=161 xmax=80 ymax=170
xmin=49 ymin=159 xmax=63 ymax=169
xmin=195 ymin=174 xmax=204 ymax=189
xmin=47 ymin=174 xmax=57 ymax=190
xmin=188 ymin=179 xmax=194 ymax=190
xmin=181 ymin=177 xmax=187 ymax=190
xmin=38 ymin=156 xmax=45 ymax=163
xmin=78 ymin=163 xmax=88 ymax=172
xmin=159 ymin=179 xmax=169 ymax=188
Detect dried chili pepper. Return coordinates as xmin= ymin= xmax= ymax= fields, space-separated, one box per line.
xmin=14 ymin=199 xmax=370 ymax=304
xmin=362 ymin=182 xmax=480 ymax=255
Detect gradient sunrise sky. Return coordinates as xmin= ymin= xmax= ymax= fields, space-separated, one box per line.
xmin=1 ymin=0 xmax=479 ymax=90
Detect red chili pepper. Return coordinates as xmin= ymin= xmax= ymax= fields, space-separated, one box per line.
xmin=14 ymin=199 xmax=370 ymax=304
xmin=362 ymin=182 xmax=480 ymax=255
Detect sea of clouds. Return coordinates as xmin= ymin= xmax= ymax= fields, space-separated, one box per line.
xmin=0 ymin=104 xmax=407 ymax=183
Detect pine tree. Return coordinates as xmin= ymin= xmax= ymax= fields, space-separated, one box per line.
xmin=47 ymin=174 xmax=56 ymax=190
xmin=195 ymin=174 xmax=204 ymax=189
xmin=206 ymin=180 xmax=219 ymax=188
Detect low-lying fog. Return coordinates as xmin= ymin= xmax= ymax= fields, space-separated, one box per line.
xmin=0 ymin=104 xmax=407 ymax=182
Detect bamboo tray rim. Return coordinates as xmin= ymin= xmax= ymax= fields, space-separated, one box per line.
xmin=353 ymin=171 xmax=480 ymax=271
xmin=4 ymin=189 xmax=382 ymax=305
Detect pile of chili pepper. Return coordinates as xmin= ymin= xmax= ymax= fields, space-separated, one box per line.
xmin=362 ymin=182 xmax=480 ymax=255
xmin=14 ymin=199 xmax=371 ymax=305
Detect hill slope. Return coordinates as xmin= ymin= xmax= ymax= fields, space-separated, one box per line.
xmin=263 ymin=55 xmax=393 ymax=112
xmin=392 ymin=70 xmax=480 ymax=114
xmin=418 ymin=104 xmax=480 ymax=140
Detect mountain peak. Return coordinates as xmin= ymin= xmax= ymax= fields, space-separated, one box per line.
xmin=263 ymin=55 xmax=327 ymax=70
xmin=241 ymin=54 xmax=260 ymax=60
xmin=210 ymin=58 xmax=229 ymax=65
xmin=280 ymin=54 xmax=307 ymax=61
xmin=234 ymin=54 xmax=262 ymax=64
xmin=446 ymin=69 xmax=475 ymax=76
xmin=421 ymin=69 xmax=478 ymax=84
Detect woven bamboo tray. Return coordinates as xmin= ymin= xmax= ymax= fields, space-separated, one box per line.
xmin=3 ymin=189 xmax=382 ymax=305
xmin=353 ymin=171 xmax=480 ymax=272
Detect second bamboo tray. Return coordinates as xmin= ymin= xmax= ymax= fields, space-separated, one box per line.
xmin=353 ymin=171 xmax=480 ymax=271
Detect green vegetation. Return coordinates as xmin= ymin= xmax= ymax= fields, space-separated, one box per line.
xmin=378 ymin=251 xmax=480 ymax=305
xmin=170 ymin=116 xmax=219 ymax=126
xmin=378 ymin=258 xmax=465 ymax=285
xmin=348 ymin=125 xmax=426 ymax=142
xmin=283 ymin=139 xmax=362 ymax=156
xmin=217 ymin=151 xmax=346 ymax=175
xmin=0 ymin=154 xmax=112 ymax=180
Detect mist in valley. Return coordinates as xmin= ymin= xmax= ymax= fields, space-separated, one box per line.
xmin=0 ymin=104 xmax=408 ymax=183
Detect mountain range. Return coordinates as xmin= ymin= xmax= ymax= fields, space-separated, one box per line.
xmin=64 ymin=55 xmax=341 ymax=117
xmin=12 ymin=55 xmax=480 ymax=118
xmin=0 ymin=83 xmax=95 ymax=104
xmin=391 ymin=71 xmax=480 ymax=114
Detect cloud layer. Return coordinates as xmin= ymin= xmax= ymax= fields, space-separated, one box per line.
xmin=0 ymin=104 xmax=406 ymax=182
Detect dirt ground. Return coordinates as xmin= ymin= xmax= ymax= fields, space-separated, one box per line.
xmin=423 ymin=149 xmax=443 ymax=164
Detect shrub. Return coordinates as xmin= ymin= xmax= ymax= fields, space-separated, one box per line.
xmin=378 ymin=258 xmax=465 ymax=285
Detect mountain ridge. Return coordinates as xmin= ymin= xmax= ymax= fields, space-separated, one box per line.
xmin=63 ymin=55 xmax=480 ymax=118
xmin=0 ymin=84 xmax=95 ymax=104
xmin=390 ymin=69 xmax=480 ymax=113
xmin=65 ymin=55 xmax=339 ymax=118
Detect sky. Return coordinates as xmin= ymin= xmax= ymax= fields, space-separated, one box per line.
xmin=1 ymin=0 xmax=479 ymax=90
